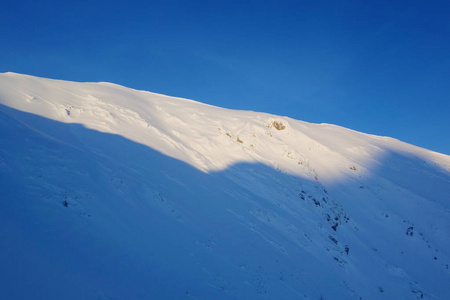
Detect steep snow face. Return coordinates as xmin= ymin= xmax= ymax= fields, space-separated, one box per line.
xmin=1 ymin=72 xmax=448 ymax=177
xmin=0 ymin=72 xmax=449 ymax=300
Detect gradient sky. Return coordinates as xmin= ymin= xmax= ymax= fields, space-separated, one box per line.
xmin=1 ymin=0 xmax=449 ymax=154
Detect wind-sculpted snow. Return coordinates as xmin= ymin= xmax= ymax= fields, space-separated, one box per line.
xmin=0 ymin=73 xmax=449 ymax=299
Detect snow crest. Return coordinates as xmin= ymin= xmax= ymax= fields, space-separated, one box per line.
xmin=1 ymin=72 xmax=449 ymax=300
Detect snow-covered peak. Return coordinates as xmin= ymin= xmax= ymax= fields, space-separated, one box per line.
xmin=0 ymin=72 xmax=449 ymax=300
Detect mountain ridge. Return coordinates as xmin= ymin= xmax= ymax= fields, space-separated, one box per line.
xmin=0 ymin=72 xmax=449 ymax=299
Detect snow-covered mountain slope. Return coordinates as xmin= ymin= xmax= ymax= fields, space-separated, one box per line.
xmin=0 ymin=72 xmax=449 ymax=300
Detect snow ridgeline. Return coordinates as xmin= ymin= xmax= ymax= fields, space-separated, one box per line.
xmin=0 ymin=72 xmax=449 ymax=300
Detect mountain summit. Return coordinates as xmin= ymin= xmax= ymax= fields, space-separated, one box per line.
xmin=1 ymin=72 xmax=449 ymax=299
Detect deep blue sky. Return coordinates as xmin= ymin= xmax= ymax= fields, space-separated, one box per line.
xmin=1 ymin=0 xmax=449 ymax=154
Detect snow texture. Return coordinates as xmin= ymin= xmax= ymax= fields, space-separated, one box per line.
xmin=0 ymin=72 xmax=449 ymax=299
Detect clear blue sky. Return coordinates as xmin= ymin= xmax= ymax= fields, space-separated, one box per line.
xmin=1 ymin=0 xmax=449 ymax=154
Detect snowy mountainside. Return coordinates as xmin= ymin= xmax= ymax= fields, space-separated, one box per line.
xmin=0 ymin=72 xmax=449 ymax=300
